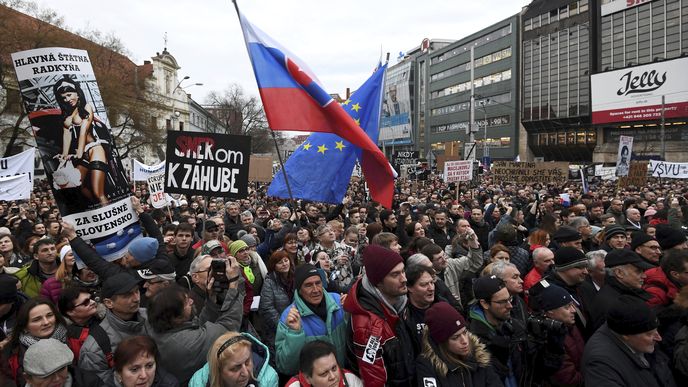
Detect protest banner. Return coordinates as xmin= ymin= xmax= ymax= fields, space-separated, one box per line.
xmin=392 ymin=150 xmax=419 ymax=171
xmin=619 ymin=162 xmax=649 ymax=188
xmin=0 ymin=174 xmax=32 ymax=200
xmin=0 ymin=148 xmax=36 ymax=183
xmin=615 ymin=135 xmax=633 ymax=177
xmin=444 ymin=160 xmax=473 ymax=183
xmin=248 ymin=155 xmax=273 ymax=183
xmin=132 ymin=159 xmax=165 ymax=181
xmin=594 ymin=165 xmax=617 ymax=180
xmin=492 ymin=161 xmax=569 ymax=185
xmin=649 ymin=160 xmax=688 ymax=179
xmin=147 ymin=172 xmax=168 ymax=209
xmin=12 ymin=47 xmax=138 ymax=261
xmin=165 ymin=131 xmax=251 ymax=198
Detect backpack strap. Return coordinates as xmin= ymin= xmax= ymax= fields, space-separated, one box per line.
xmin=88 ymin=324 xmax=114 ymax=368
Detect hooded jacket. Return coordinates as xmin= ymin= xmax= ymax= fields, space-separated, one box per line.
xmin=275 ymin=289 xmax=347 ymax=375
xmin=188 ymin=332 xmax=279 ymax=387
xmin=415 ymin=331 xmax=502 ymax=387
xmin=343 ymin=278 xmax=416 ymax=387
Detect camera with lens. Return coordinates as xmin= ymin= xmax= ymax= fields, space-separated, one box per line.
xmin=526 ymin=314 xmax=567 ymax=338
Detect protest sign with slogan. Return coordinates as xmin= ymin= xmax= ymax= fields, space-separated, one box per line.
xmin=492 ymin=161 xmax=569 ymax=185
xmin=444 ymin=160 xmax=473 ymax=183
xmin=595 ymin=165 xmax=617 ymax=181
xmin=619 ymin=162 xmax=649 ymax=188
xmin=0 ymin=148 xmax=36 ymax=183
xmin=165 ymin=131 xmax=251 ymax=198
xmin=147 ymin=172 xmax=168 ymax=209
xmin=132 ymin=159 xmax=165 ymax=181
xmin=0 ymin=174 xmax=32 ymax=200
xmin=12 ymin=47 xmax=138 ymax=261
xmin=649 ymin=160 xmax=688 ymax=179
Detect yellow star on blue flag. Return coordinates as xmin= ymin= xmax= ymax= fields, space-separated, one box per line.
xmin=268 ymin=63 xmax=387 ymax=203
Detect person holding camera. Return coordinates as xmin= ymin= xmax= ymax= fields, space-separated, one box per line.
xmin=468 ymin=275 xmax=525 ymax=386
xmin=147 ymin=255 xmax=244 ymax=384
xmin=529 ymin=284 xmax=584 ymax=387
xmin=529 ymin=247 xmax=592 ymax=339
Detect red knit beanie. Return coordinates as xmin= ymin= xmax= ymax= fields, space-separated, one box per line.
xmin=363 ymin=244 xmax=404 ymax=286
xmin=425 ymin=301 xmax=467 ymax=343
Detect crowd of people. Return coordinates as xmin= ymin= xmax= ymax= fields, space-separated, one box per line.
xmin=1 ymin=173 xmax=688 ymax=387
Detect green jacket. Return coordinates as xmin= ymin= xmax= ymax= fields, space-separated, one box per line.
xmin=275 ymin=290 xmax=348 ymax=375
xmin=13 ymin=260 xmax=44 ymax=298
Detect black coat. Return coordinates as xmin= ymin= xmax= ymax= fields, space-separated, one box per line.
xmin=582 ymin=324 xmax=677 ymax=387
xmin=587 ymin=276 xmax=652 ymax=332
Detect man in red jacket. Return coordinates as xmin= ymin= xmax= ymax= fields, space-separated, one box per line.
xmin=644 ymin=249 xmax=688 ymax=307
xmin=343 ymin=245 xmax=416 ymax=387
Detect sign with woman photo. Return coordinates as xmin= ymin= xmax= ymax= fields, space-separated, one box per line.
xmin=11 ymin=47 xmax=140 ymax=261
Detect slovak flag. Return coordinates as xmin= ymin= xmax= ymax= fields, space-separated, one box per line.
xmin=237 ymin=10 xmax=394 ymax=208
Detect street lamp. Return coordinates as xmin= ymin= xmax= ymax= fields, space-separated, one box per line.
xmin=169 ymin=76 xmax=203 ymax=131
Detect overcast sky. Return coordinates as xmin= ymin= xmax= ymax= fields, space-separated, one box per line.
xmin=35 ymin=0 xmax=530 ymax=102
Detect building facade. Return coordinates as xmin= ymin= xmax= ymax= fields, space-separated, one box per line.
xmin=522 ymin=0 xmax=688 ymax=163
xmin=422 ymin=15 xmax=520 ymax=161
xmin=593 ymin=0 xmax=688 ymax=162
xmin=521 ymin=0 xmax=595 ymax=162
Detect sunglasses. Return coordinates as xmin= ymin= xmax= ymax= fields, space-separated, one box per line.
xmin=73 ymin=296 xmax=93 ymax=309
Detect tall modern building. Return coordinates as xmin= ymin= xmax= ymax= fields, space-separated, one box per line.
xmin=592 ymin=0 xmax=688 ymax=162
xmin=521 ymin=0 xmax=595 ymax=161
xmin=421 ymin=15 xmax=520 ymax=161
xmin=522 ymin=0 xmax=688 ymax=162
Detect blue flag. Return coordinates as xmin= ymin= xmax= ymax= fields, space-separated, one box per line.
xmin=268 ymin=64 xmax=387 ymax=203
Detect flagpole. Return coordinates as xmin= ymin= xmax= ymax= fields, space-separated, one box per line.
xmin=232 ymin=0 xmax=295 ymax=203
xmin=270 ymin=130 xmax=295 ymax=201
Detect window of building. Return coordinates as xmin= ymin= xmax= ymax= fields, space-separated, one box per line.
xmin=579 ymin=0 xmax=588 ymax=12
xmin=179 ymin=121 xmax=184 ymax=131
xmin=166 ymin=119 xmax=171 ymax=130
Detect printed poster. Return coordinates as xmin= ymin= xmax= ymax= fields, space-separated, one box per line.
xmin=12 ymin=47 xmax=139 ymax=261
xmin=615 ymin=136 xmax=633 ymax=177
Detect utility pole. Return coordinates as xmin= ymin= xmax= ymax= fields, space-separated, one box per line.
xmin=661 ymin=95 xmax=666 ymax=160
xmin=469 ymin=46 xmax=475 ymax=149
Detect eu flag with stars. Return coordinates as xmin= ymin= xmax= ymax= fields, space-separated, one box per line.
xmin=268 ymin=64 xmax=387 ymax=203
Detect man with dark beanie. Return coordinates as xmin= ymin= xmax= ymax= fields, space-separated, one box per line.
xmin=631 ymin=232 xmax=662 ymax=267
xmin=655 ymin=223 xmax=688 ymax=251
xmin=529 ymin=246 xmax=592 ymax=338
xmin=343 ymin=244 xmax=416 ymax=387
xmin=553 ymin=226 xmax=583 ymax=251
xmin=276 ymin=263 xmax=347 ymax=376
xmin=583 ymin=296 xmax=676 ymax=387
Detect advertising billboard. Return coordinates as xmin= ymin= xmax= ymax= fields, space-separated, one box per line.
xmin=379 ymin=61 xmax=412 ymax=145
xmin=591 ymin=57 xmax=688 ymax=124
